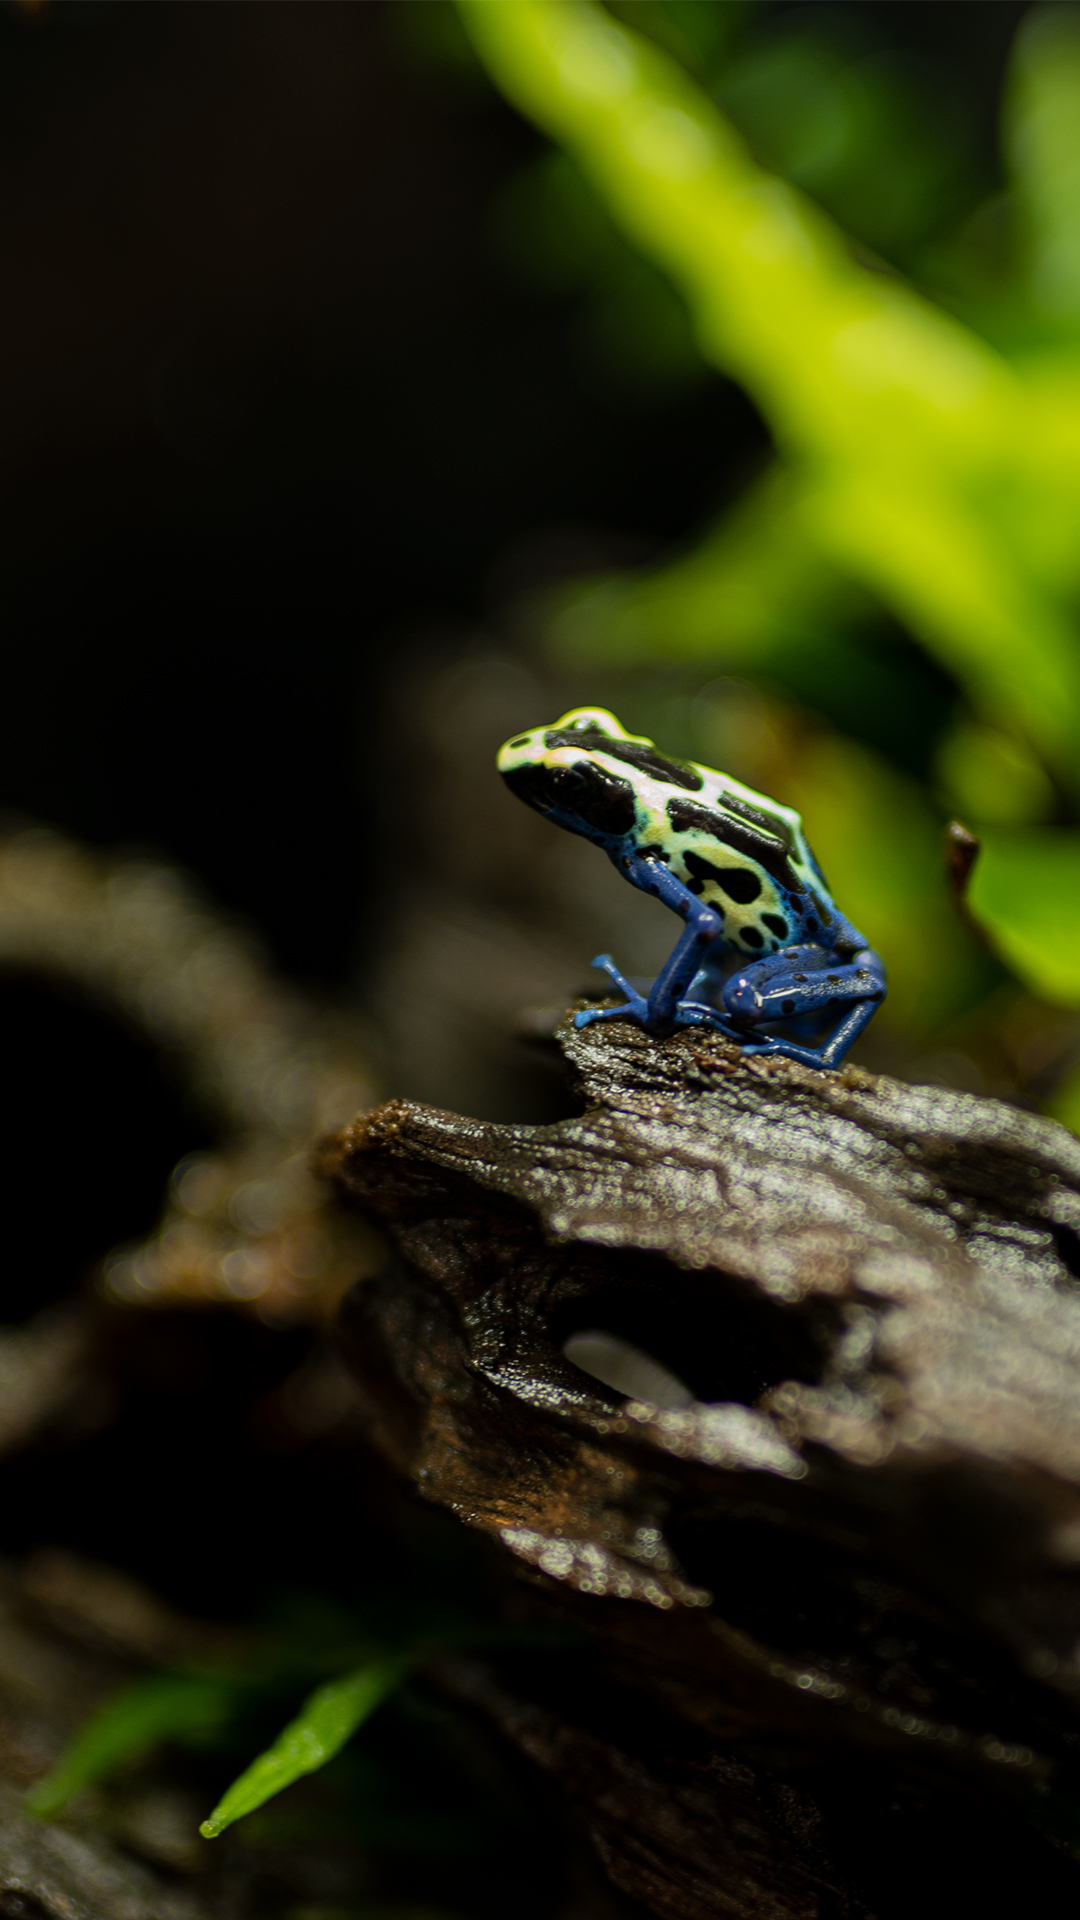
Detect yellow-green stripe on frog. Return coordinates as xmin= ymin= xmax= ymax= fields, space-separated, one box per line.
xmin=497 ymin=708 xmax=885 ymax=1070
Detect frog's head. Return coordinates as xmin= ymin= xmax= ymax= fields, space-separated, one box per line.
xmin=497 ymin=709 xmax=641 ymax=839
xmin=497 ymin=707 xmax=699 ymax=843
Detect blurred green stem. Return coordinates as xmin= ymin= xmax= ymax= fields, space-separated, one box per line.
xmin=456 ymin=0 xmax=1080 ymax=775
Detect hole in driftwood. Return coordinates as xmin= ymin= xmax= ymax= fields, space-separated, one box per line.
xmin=562 ymin=1328 xmax=694 ymax=1409
xmin=548 ymin=1252 xmax=834 ymax=1410
xmin=1048 ymin=1219 xmax=1080 ymax=1284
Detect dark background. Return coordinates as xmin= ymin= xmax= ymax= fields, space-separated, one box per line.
xmin=0 ymin=0 xmax=1025 ymax=985
xmin=0 ymin=0 xmax=758 ymax=985
xmin=0 ymin=0 xmax=1030 ymax=1575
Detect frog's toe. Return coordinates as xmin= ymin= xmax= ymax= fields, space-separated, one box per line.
xmin=675 ymin=1002 xmax=742 ymax=1038
xmin=740 ymin=1037 xmax=829 ymax=1068
xmin=589 ymin=952 xmax=642 ymax=999
xmin=574 ymin=994 xmax=650 ymax=1030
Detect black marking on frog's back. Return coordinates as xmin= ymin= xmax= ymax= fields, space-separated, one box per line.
xmin=684 ymin=851 xmax=761 ymax=904
xmin=666 ymin=796 xmax=803 ymax=897
xmin=544 ymin=729 xmax=703 ymax=792
xmin=762 ymin=912 xmax=789 ymax=938
xmin=717 ymin=788 xmax=798 ymax=856
xmin=741 ymin=926 xmax=764 ymax=948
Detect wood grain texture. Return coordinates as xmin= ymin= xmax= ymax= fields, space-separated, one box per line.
xmin=324 ymin=1015 xmax=1080 ymax=1917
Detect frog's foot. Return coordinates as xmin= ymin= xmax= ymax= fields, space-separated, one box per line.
xmin=674 ymin=1001 xmax=744 ymax=1039
xmin=740 ymin=1036 xmax=836 ymax=1068
xmin=574 ymin=954 xmax=651 ymax=1030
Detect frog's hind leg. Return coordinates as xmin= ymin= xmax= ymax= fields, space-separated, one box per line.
xmin=722 ymin=944 xmax=886 ymax=1069
xmin=740 ymin=993 xmax=880 ymax=1069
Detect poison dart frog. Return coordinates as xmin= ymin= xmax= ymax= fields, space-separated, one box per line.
xmin=497 ymin=708 xmax=885 ymax=1069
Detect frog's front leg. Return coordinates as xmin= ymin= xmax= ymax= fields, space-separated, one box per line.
xmin=574 ymin=856 xmax=727 ymax=1035
xmin=721 ymin=943 xmax=886 ymax=1068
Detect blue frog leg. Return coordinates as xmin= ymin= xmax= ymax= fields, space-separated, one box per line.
xmin=575 ymin=853 xmax=727 ymax=1035
xmin=721 ymin=941 xmax=886 ymax=1069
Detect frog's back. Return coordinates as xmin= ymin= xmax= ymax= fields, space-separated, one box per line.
xmin=648 ymin=757 xmax=837 ymax=956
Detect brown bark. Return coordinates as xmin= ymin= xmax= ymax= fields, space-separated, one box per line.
xmin=324 ymin=1014 xmax=1080 ymax=1918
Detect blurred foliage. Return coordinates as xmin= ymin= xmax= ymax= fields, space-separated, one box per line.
xmin=27 ymin=1575 xmax=565 ymax=1857
xmin=25 ymin=1672 xmax=242 ymax=1823
xmin=458 ymin=0 xmax=1080 ymax=1114
xmin=24 ymin=1590 xmax=401 ymax=1831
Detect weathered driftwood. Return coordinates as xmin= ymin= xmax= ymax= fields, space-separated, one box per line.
xmin=0 ymin=825 xmax=379 ymax=1325
xmin=325 ymin=1014 xmax=1080 ymax=1919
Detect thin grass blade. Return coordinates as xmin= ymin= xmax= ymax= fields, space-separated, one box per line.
xmin=199 ymin=1654 xmax=410 ymax=1839
xmin=26 ymin=1672 xmax=236 ymax=1820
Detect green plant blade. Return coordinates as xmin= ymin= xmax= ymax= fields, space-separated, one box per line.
xmin=199 ymin=1654 xmax=410 ymax=1839
xmin=26 ymin=1672 xmax=236 ymax=1821
xmin=1006 ymin=6 xmax=1080 ymax=331
xmin=457 ymin=0 xmax=1080 ymax=778
xmin=966 ymin=826 xmax=1080 ymax=1006
xmin=548 ymin=463 xmax=867 ymax=669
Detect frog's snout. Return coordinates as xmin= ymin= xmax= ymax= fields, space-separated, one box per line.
xmin=496 ymin=730 xmax=539 ymax=775
xmin=499 ymin=726 xmax=538 ymax=755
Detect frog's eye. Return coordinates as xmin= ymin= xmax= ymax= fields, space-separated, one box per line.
xmin=549 ymin=764 xmax=589 ymax=798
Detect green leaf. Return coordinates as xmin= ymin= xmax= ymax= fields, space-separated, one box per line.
xmin=935 ymin=721 xmax=1054 ymax=827
xmin=547 ymin=465 xmax=866 ymax=670
xmin=1006 ymin=6 xmax=1080 ymax=331
xmin=457 ymin=0 xmax=1080 ymax=781
xmin=1050 ymin=1062 xmax=1080 ymax=1136
xmin=199 ymin=1655 xmax=410 ymax=1840
xmin=26 ymin=1672 xmax=236 ymax=1821
xmin=966 ymin=827 xmax=1080 ymax=1006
